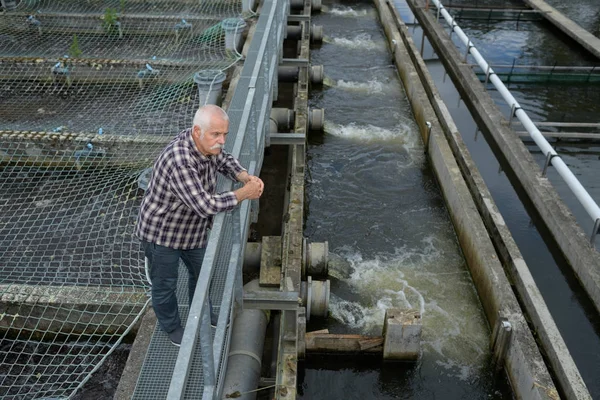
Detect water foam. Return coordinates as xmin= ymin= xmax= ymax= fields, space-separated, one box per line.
xmin=329 ymin=6 xmax=370 ymax=17
xmin=325 ymin=121 xmax=411 ymax=142
xmin=324 ymin=121 xmax=423 ymax=161
xmin=328 ymin=241 xmax=489 ymax=377
xmin=335 ymin=79 xmax=384 ymax=94
xmin=328 ymin=33 xmax=385 ymax=51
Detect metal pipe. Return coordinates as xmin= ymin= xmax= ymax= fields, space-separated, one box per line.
xmin=278 ymin=65 xmax=324 ymax=84
xmin=278 ymin=66 xmax=300 ymax=81
xmin=308 ymin=108 xmax=325 ymax=131
xmin=286 ymin=24 xmax=323 ymax=43
xmin=269 ymin=312 xmax=281 ymax=377
xmin=430 ymin=0 xmax=600 ymax=226
xmin=305 ymin=241 xmax=329 ymax=277
xmin=221 ymin=300 xmax=270 ymax=399
xmin=244 ymin=242 xmax=262 ymax=272
xmin=299 ymin=276 xmax=330 ymax=320
xmin=270 ymin=108 xmax=295 ymax=131
xmin=286 ymin=25 xmax=302 ymax=40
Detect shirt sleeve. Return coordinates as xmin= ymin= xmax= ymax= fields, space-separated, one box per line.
xmin=170 ymin=163 xmax=238 ymax=218
xmin=217 ymin=151 xmax=246 ymax=182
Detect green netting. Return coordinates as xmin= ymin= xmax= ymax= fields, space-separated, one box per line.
xmin=0 ymin=0 xmax=247 ymax=398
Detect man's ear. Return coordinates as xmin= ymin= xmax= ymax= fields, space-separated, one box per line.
xmin=192 ymin=125 xmax=200 ymax=138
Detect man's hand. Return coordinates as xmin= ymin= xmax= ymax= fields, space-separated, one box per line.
xmin=234 ymin=177 xmax=264 ymax=201
xmin=237 ymin=171 xmax=258 ymax=184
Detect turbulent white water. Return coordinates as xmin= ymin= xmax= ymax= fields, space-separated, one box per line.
xmin=329 ymin=6 xmax=371 ymax=17
xmin=327 ymin=242 xmax=489 ymax=378
xmin=326 ymin=33 xmax=386 ymax=51
xmin=334 ymin=79 xmax=385 ymax=94
xmin=323 ymin=121 xmax=424 ymax=162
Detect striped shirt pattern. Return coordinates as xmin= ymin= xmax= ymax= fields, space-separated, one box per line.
xmin=136 ymin=128 xmax=245 ymax=249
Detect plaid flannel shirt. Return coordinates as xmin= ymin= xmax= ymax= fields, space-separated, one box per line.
xmin=135 ymin=128 xmax=245 ymax=249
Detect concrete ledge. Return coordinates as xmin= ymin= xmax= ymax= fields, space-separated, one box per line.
xmin=113 ymin=307 xmax=157 ymax=400
xmin=524 ymin=0 xmax=600 ymax=60
xmin=0 ymin=284 xmax=147 ymax=337
xmin=374 ymin=0 xmax=559 ymax=398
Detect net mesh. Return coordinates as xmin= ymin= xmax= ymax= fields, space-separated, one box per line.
xmin=0 ymin=0 xmax=245 ymax=398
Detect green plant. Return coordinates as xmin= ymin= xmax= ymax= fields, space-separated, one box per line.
xmin=119 ymin=0 xmax=126 ymax=15
xmin=102 ymin=8 xmax=119 ymax=34
xmin=68 ymin=34 xmax=82 ymax=58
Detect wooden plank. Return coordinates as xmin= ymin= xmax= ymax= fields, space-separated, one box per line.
xmin=259 ymin=236 xmax=282 ymax=287
xmin=305 ymin=332 xmax=384 ymax=354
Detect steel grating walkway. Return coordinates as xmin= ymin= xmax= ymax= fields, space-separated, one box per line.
xmin=131 ymin=1 xmax=288 ymax=398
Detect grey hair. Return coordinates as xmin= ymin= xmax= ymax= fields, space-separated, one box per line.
xmin=193 ymin=105 xmax=229 ymax=138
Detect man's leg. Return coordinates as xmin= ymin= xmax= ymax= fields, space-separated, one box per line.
xmin=144 ymin=241 xmax=182 ymax=334
xmin=181 ymin=248 xmax=217 ymax=325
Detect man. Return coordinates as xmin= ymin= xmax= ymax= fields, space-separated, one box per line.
xmin=136 ymin=104 xmax=264 ymax=346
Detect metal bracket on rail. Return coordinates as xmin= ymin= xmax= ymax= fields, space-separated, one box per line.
xmin=464 ymin=40 xmax=474 ymax=62
xmin=591 ymin=218 xmax=600 ymax=246
xmin=508 ymin=104 xmax=522 ymax=126
xmin=484 ymin=65 xmax=493 ymax=85
xmin=542 ymin=152 xmax=559 ymax=177
xmin=490 ymin=316 xmax=512 ymax=373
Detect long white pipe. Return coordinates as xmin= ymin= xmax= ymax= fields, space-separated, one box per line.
xmin=431 ymin=0 xmax=600 ymax=229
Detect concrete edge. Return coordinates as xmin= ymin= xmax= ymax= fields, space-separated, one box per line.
xmin=524 ymin=0 xmax=600 ymax=60
xmin=409 ymin=0 xmax=600 ymax=315
xmin=374 ymin=0 xmax=559 ymax=398
xmin=113 ymin=307 xmax=157 ymax=400
xmin=387 ymin=3 xmax=591 ymax=400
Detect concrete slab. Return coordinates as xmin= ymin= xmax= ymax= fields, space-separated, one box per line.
xmin=524 ymin=0 xmax=600 ymax=60
xmin=382 ymin=309 xmax=421 ymax=360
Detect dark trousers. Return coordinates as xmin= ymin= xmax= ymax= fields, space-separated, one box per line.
xmin=142 ymin=241 xmax=213 ymax=333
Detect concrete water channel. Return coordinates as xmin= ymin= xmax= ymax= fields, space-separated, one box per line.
xmin=391 ymin=0 xmax=600 ymax=398
xmin=1 ymin=0 xmax=599 ymax=398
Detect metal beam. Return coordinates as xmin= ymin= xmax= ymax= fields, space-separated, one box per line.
xmin=243 ymin=291 xmax=300 ymax=310
xmin=269 ymin=133 xmax=306 ymax=145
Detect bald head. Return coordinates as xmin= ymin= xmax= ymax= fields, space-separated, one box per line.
xmin=193 ymin=105 xmax=229 ymax=137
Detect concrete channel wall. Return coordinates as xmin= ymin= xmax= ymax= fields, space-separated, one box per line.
xmin=523 ymin=0 xmax=600 ymax=60
xmin=406 ymin=0 xmax=600 ymax=318
xmin=383 ymin=1 xmax=591 ymax=398
xmin=373 ymin=0 xmax=560 ymax=398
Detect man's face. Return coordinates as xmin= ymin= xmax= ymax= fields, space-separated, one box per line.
xmin=194 ymin=117 xmax=229 ymax=156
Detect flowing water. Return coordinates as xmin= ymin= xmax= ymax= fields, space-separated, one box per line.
xmin=299 ymin=2 xmax=512 ymax=398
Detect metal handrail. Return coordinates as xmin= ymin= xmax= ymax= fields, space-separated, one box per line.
xmin=167 ymin=0 xmax=288 ymax=398
xmin=432 ymin=0 xmax=600 ymax=244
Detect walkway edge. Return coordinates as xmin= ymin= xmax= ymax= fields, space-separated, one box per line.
xmin=114 ymin=307 xmax=157 ymax=400
xmin=374 ymin=0 xmax=559 ymax=399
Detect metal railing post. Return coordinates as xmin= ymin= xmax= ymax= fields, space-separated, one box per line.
xmin=591 ymin=218 xmax=600 ymax=246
